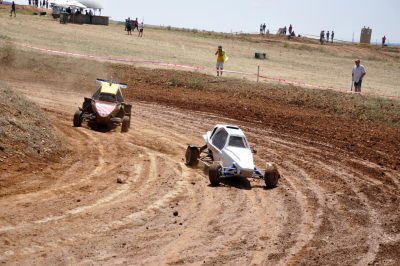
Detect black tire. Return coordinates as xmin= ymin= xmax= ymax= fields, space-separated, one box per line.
xmin=73 ymin=110 xmax=83 ymax=127
xmin=121 ymin=116 xmax=130 ymax=133
xmin=185 ymin=146 xmax=199 ymax=166
xmin=209 ymin=162 xmax=222 ymax=186
xmin=264 ymin=163 xmax=280 ymax=188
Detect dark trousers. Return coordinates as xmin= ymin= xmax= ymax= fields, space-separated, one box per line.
xmin=354 ymin=80 xmax=362 ymax=92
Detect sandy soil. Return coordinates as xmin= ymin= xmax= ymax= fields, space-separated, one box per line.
xmin=0 ymin=5 xmax=399 ymax=265
xmin=0 ymin=76 xmax=399 ymax=265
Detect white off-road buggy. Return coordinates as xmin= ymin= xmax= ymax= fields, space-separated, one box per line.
xmin=185 ymin=125 xmax=280 ymax=188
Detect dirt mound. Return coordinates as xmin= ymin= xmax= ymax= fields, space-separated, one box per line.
xmin=0 ymin=83 xmax=60 ymax=163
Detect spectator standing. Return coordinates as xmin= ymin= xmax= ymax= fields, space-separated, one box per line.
xmin=89 ymin=9 xmax=93 ymax=24
xmin=46 ymin=0 xmax=48 ymax=9
xmin=125 ymin=17 xmax=132 ymax=35
xmin=382 ymin=35 xmax=386 ymax=47
xmin=133 ymin=18 xmax=139 ymax=31
xmin=289 ymin=24 xmax=292 ymax=35
xmin=28 ymin=0 xmax=31 ymax=6
xmin=320 ymin=30 xmax=325 ymax=44
xmin=326 ymin=31 xmax=330 ymax=43
xmin=10 ymin=1 xmax=16 ymax=17
xmin=352 ymin=59 xmax=366 ymax=93
xmin=260 ymin=24 xmax=263 ymax=34
xmin=138 ymin=22 xmax=144 ymax=37
xmin=331 ymin=31 xmax=334 ymax=43
xmin=262 ymin=23 xmax=266 ymax=34
xmin=283 ymin=26 xmax=287 ymax=35
xmin=215 ymin=45 xmax=228 ymax=77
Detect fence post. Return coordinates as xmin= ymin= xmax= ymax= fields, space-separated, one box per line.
xmin=257 ymin=65 xmax=260 ymax=82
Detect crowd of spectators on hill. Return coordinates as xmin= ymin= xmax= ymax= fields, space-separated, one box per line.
xmin=270 ymin=24 xmax=301 ymax=38
xmin=28 ymin=0 xmax=49 ymax=9
xmin=319 ymin=30 xmax=334 ymax=44
xmin=259 ymin=23 xmax=267 ymax=34
xmin=125 ymin=17 xmax=144 ymax=37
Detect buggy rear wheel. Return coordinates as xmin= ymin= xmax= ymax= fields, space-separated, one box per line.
xmin=264 ymin=163 xmax=280 ymax=188
xmin=209 ymin=162 xmax=222 ymax=186
xmin=185 ymin=146 xmax=199 ymax=166
xmin=73 ymin=110 xmax=83 ymax=127
xmin=121 ymin=116 xmax=130 ymax=133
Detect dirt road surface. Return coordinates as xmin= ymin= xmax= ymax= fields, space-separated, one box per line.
xmin=0 ymin=80 xmax=399 ymax=265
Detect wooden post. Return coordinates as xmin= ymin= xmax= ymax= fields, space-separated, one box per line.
xmin=257 ymin=66 xmax=260 ymax=83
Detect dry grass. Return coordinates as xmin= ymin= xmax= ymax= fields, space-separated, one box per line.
xmin=1 ymin=38 xmax=400 ymax=129
xmin=112 ymin=65 xmax=400 ymax=128
xmin=0 ymin=6 xmax=399 ymax=97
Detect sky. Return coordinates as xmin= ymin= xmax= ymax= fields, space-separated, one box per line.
xmin=13 ymin=0 xmax=400 ymax=43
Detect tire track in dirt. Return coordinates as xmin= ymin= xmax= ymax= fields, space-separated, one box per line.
xmin=132 ymin=104 xmax=297 ymax=265
xmin=1 ymin=82 xmax=399 ymax=265
xmin=242 ymin=124 xmax=398 ymax=265
xmin=0 ymin=120 xmax=107 ymax=230
xmin=1 ymin=112 xmax=192 ymax=260
xmin=318 ymin=160 xmax=389 ymax=266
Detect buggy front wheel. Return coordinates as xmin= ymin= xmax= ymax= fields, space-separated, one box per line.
xmin=121 ymin=116 xmax=130 ymax=133
xmin=209 ymin=162 xmax=222 ymax=186
xmin=185 ymin=146 xmax=199 ymax=166
xmin=264 ymin=163 xmax=280 ymax=188
xmin=73 ymin=110 xmax=83 ymax=127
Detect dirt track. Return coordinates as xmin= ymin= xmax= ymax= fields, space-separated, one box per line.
xmin=0 ymin=80 xmax=399 ymax=265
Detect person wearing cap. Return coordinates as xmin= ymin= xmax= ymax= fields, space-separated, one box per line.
xmin=352 ymin=59 xmax=366 ymax=93
xmin=215 ymin=46 xmax=228 ymax=76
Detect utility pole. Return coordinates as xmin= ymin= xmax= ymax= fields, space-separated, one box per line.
xmin=352 ymin=32 xmax=354 ymax=43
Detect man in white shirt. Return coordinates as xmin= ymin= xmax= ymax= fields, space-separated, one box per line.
xmin=352 ymin=59 xmax=366 ymax=93
xmin=138 ymin=22 xmax=144 ymax=37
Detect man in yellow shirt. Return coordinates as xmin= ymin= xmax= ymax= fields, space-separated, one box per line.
xmin=215 ymin=46 xmax=228 ymax=76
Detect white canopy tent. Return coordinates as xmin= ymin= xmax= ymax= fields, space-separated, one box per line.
xmin=50 ymin=0 xmax=87 ymax=9
xmin=50 ymin=0 xmax=108 ymax=24
xmin=78 ymin=0 xmax=103 ymax=9
xmin=50 ymin=0 xmax=104 ymax=10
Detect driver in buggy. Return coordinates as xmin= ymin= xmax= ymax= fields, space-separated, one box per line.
xmin=99 ymin=93 xmax=117 ymax=102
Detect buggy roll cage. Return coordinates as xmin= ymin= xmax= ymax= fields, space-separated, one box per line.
xmin=96 ymin=78 xmax=128 ymax=89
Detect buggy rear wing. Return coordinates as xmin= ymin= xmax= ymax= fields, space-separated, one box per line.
xmin=96 ymin=79 xmax=128 ymax=89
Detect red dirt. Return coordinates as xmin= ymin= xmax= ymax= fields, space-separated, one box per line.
xmin=0 ymin=52 xmax=399 ymax=265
